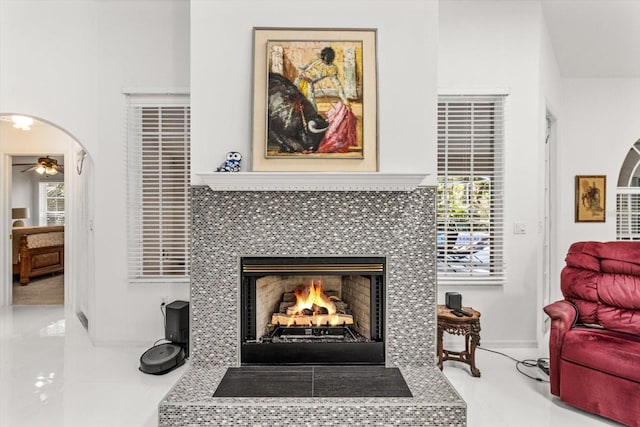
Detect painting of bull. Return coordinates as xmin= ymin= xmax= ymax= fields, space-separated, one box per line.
xmin=252 ymin=29 xmax=378 ymax=171
xmin=267 ymin=72 xmax=329 ymax=154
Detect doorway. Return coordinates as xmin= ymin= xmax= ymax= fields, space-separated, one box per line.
xmin=11 ymin=155 xmax=65 ymax=305
xmin=1 ymin=115 xmax=91 ymax=324
xmin=542 ymin=111 xmax=557 ymax=333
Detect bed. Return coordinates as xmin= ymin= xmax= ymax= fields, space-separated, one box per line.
xmin=12 ymin=225 xmax=64 ymax=285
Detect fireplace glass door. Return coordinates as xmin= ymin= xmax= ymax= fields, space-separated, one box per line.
xmin=241 ymin=256 xmax=385 ymax=365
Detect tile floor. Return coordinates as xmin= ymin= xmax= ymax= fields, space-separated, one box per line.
xmin=0 ymin=306 xmax=620 ymax=427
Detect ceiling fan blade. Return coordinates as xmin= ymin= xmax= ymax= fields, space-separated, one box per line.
xmin=15 ymin=156 xmax=64 ymax=173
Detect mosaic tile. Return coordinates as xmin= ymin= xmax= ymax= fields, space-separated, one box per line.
xmin=189 ymin=187 xmax=438 ymax=368
xmin=159 ymin=366 xmax=466 ymax=426
xmin=159 ymin=186 xmax=467 ymax=425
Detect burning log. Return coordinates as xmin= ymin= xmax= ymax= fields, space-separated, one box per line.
xmin=279 ymin=301 xmax=295 ymax=313
xmin=271 ymin=313 xmax=354 ymax=327
xmin=282 ymin=292 xmax=296 ymax=302
xmin=271 ymin=280 xmax=354 ymax=327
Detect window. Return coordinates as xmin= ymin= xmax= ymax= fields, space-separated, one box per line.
xmin=127 ymin=96 xmax=191 ymax=283
xmin=39 ymin=182 xmax=65 ymax=226
xmin=616 ymin=138 xmax=640 ymax=240
xmin=437 ymin=95 xmax=506 ymax=284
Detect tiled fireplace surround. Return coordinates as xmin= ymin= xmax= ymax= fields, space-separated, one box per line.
xmin=159 ymin=183 xmax=466 ymax=426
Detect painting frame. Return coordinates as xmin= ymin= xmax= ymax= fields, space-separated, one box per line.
xmin=251 ymin=27 xmax=378 ymax=172
xmin=575 ymin=175 xmax=606 ymax=222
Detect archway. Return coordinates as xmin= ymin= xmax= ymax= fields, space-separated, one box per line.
xmin=1 ymin=114 xmax=93 ymax=326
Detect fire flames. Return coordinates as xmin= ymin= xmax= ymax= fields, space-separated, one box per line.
xmin=285 ymin=281 xmax=342 ymax=327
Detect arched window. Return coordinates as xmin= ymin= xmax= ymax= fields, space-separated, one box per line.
xmin=616 ymin=138 xmax=640 ymax=240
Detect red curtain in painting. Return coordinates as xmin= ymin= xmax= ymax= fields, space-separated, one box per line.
xmin=317 ymin=101 xmax=358 ymax=153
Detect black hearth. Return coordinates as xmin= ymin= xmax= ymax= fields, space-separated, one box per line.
xmin=241 ymin=256 xmax=385 ymax=365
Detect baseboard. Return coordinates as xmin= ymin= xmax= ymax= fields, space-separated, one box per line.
xmin=92 ymin=338 xmax=156 ymax=347
xmin=442 ymin=338 xmax=538 ymax=349
xmin=478 ymin=340 xmax=538 ymax=349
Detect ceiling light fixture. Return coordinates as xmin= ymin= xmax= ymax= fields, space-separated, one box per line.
xmin=38 ymin=165 xmax=58 ymax=175
xmin=23 ymin=156 xmax=64 ymax=175
xmin=11 ymin=115 xmax=34 ymax=131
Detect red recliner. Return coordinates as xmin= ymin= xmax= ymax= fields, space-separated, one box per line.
xmin=544 ymin=241 xmax=640 ymax=427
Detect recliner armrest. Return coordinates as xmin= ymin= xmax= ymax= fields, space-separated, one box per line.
xmin=544 ymin=300 xmax=578 ymax=327
xmin=543 ymin=300 xmax=578 ymax=396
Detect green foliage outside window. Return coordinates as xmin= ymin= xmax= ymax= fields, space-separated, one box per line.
xmin=437 ymin=176 xmax=491 ymax=233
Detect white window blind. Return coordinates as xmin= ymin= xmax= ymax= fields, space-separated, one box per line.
xmin=437 ymin=95 xmax=506 ymax=285
xmin=127 ymin=96 xmax=191 ymax=283
xmin=39 ymin=182 xmax=65 ymax=226
xmin=616 ymin=190 xmax=640 ymax=240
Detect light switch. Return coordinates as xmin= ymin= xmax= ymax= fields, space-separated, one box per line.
xmin=514 ymin=222 xmax=527 ymax=234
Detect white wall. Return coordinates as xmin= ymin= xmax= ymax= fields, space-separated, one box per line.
xmin=190 ymin=0 xmax=439 ymax=181
xmin=537 ymin=9 xmax=563 ymax=352
xmin=0 ymin=0 xmax=191 ymax=344
xmin=90 ymin=0 xmax=190 ymax=344
xmin=2 ymin=0 xmax=438 ymax=345
xmin=11 ymin=167 xmax=34 ymax=225
xmin=554 ymin=78 xmax=640 ymax=303
xmin=3 ymin=0 xmax=635 ymax=350
xmin=12 ymin=166 xmax=63 ymax=227
xmin=438 ymin=0 xmax=547 ymax=347
xmin=0 ymin=0 xmax=98 ymax=150
xmin=439 ymin=0 xmax=640 ymax=350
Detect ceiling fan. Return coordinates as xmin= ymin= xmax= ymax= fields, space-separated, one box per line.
xmin=20 ymin=156 xmax=64 ymax=175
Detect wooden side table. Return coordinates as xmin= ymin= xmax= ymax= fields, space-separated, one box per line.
xmin=437 ymin=304 xmax=481 ymax=377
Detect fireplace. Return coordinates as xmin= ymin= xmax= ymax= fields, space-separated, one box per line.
xmin=185 ymin=187 xmax=437 ymax=367
xmin=241 ymin=256 xmax=385 ymax=365
xmin=159 ymin=184 xmax=467 ymax=426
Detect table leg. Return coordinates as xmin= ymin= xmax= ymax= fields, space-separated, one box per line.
xmin=437 ymin=327 xmax=444 ymax=370
xmin=469 ymin=332 xmax=481 ymax=377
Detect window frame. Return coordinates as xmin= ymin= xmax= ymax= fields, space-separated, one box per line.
xmin=437 ymin=94 xmax=507 ymax=285
xmin=616 ymin=138 xmax=640 ymax=240
xmin=39 ymin=181 xmax=65 ymax=226
xmin=126 ymin=94 xmax=191 ymax=284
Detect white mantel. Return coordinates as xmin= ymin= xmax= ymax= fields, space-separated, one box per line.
xmin=195 ymin=172 xmax=429 ymax=192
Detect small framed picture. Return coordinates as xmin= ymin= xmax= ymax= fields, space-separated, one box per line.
xmin=251 ymin=27 xmax=378 ymax=172
xmin=575 ymin=175 xmax=606 ymax=222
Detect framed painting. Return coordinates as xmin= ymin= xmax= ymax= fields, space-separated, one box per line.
xmin=575 ymin=175 xmax=606 ymax=222
xmin=251 ymin=27 xmax=378 ymax=172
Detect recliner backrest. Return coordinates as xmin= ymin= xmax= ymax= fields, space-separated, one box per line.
xmin=561 ymin=241 xmax=640 ymax=335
